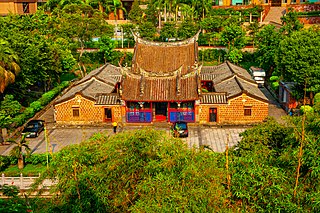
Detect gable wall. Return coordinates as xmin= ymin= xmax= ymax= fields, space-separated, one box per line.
xmin=55 ymin=95 xmax=103 ymax=124
xmin=219 ymin=94 xmax=268 ymax=124
xmin=199 ymin=94 xmax=268 ymax=124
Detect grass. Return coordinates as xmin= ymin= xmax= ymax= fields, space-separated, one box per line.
xmin=2 ymin=164 xmax=46 ymax=177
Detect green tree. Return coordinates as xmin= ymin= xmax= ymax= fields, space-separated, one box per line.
xmin=220 ymin=24 xmax=246 ymax=50
xmin=59 ymin=5 xmax=114 ymax=77
xmin=227 ymin=48 xmax=243 ymax=64
xmin=7 ymin=135 xmax=31 ymax=169
xmin=255 ymin=24 xmax=282 ymax=77
xmin=36 ymin=129 xmax=230 ymax=212
xmin=97 ymin=35 xmax=116 ymax=63
xmin=246 ymin=21 xmax=261 ymax=48
xmin=276 ymin=28 xmax=320 ymax=98
xmin=138 ymin=21 xmax=157 ymax=40
xmin=128 ymin=0 xmax=144 ymax=24
xmin=0 ymin=95 xmax=22 ymax=128
xmin=159 ymin=22 xmax=177 ymax=41
xmin=177 ymin=21 xmax=199 ymax=40
xmin=230 ymin=117 xmax=320 ymax=211
xmin=280 ymin=9 xmax=303 ymax=36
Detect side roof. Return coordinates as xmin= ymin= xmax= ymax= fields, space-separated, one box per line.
xmin=201 ymin=61 xmax=268 ymax=103
xmin=55 ymin=64 xmax=121 ymax=105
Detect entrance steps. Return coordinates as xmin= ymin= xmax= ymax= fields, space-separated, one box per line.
xmin=264 ymin=7 xmax=286 ymax=24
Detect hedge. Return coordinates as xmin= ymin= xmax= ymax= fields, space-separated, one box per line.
xmin=11 ymin=81 xmax=70 ymax=128
xmin=0 ymin=154 xmax=51 ymax=172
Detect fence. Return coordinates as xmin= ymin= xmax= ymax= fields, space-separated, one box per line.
xmin=1 ymin=173 xmax=56 ymax=190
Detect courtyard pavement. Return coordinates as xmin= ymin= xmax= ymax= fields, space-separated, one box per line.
xmin=0 ymin=87 xmax=286 ymax=155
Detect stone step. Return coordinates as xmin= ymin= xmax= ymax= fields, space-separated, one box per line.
xmin=264 ymin=7 xmax=286 ymax=24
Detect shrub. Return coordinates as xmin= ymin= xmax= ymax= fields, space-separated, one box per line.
xmin=25 ymin=154 xmax=50 ymax=166
xmin=300 ymin=105 xmax=314 ymax=115
xmin=12 ymin=113 xmax=27 ymax=127
xmin=270 ymin=75 xmax=279 ymax=82
xmin=30 ymin=101 xmax=43 ymax=112
xmin=0 ymin=155 xmax=10 ymax=172
xmin=271 ymin=81 xmax=279 ymax=91
xmin=314 ymin=93 xmax=320 ymax=105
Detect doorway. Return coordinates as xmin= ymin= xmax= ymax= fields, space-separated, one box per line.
xmin=155 ymin=102 xmax=168 ymax=121
xmin=104 ymin=108 xmax=112 ymax=122
xmin=271 ymin=0 xmax=281 ymax=7
xmin=209 ymin=108 xmax=218 ymax=122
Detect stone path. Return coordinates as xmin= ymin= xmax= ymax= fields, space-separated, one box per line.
xmin=183 ymin=127 xmax=245 ymax=151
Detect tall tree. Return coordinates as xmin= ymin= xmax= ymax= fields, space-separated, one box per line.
xmin=59 ymin=5 xmax=114 ymax=77
xmin=255 ymin=24 xmax=282 ymax=77
xmin=276 ymin=28 xmax=320 ymax=98
xmin=220 ymin=24 xmax=246 ymax=50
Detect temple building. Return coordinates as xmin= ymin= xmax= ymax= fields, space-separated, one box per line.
xmin=54 ymin=32 xmax=269 ymax=125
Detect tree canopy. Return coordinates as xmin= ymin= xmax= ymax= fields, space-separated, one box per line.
xmin=276 ymin=28 xmax=320 ymax=95
xmin=38 ymin=129 xmax=229 ymax=212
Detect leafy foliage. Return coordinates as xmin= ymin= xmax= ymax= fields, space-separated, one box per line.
xmin=255 ymin=25 xmax=281 ymax=76
xmin=230 ymin=116 xmax=320 ymax=212
xmin=39 ymin=129 xmax=229 ymax=212
xmin=276 ymin=28 xmax=320 ymax=95
xmin=0 ymin=95 xmax=22 ymax=128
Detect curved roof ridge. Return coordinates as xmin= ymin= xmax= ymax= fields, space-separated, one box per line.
xmin=132 ymin=30 xmax=201 ymax=47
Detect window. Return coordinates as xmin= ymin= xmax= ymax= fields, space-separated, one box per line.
xmin=73 ymin=108 xmax=80 ymax=117
xmin=244 ymin=107 xmax=252 ymax=116
xmin=23 ymin=3 xmax=30 ymax=13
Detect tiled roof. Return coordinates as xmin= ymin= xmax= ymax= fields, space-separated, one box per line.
xmin=132 ymin=42 xmax=197 ymax=75
xmin=122 ymin=73 xmax=199 ymax=101
xmin=200 ymin=61 xmax=268 ymax=102
xmin=200 ymin=93 xmax=227 ymax=104
xmin=55 ymin=64 xmax=121 ymax=105
xmin=96 ymin=94 xmax=120 ymax=105
xmin=214 ymin=77 xmax=242 ymax=98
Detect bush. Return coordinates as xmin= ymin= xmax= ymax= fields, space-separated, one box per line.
xmin=314 ymin=93 xmax=320 ymax=105
xmin=300 ymin=105 xmax=314 ymax=115
xmin=270 ymin=75 xmax=279 ymax=82
xmin=30 ymin=101 xmax=43 ymax=112
xmin=271 ymin=81 xmax=279 ymax=91
xmin=25 ymin=154 xmax=50 ymax=166
xmin=10 ymin=81 xmax=70 ymax=128
xmin=0 ymin=155 xmax=10 ymax=172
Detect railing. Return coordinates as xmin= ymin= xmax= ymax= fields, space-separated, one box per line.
xmin=126 ymin=110 xmax=153 ymax=123
xmin=169 ymin=111 xmax=195 ymax=122
xmin=1 ymin=173 xmax=56 ymax=190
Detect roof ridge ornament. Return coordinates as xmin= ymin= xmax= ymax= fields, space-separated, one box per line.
xmin=132 ymin=30 xmax=201 ymax=47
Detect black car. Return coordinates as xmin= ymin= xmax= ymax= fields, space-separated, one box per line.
xmin=22 ymin=120 xmax=45 ymax=138
xmin=171 ymin=121 xmax=188 ymax=137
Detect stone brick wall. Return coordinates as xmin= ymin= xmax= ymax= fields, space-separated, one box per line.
xmin=112 ymin=106 xmax=122 ymax=123
xmin=55 ymin=95 xmax=103 ymax=125
xmin=298 ymin=17 xmax=320 ymax=24
xmin=199 ymin=94 xmax=268 ymax=124
xmin=288 ymin=3 xmax=320 ymax=12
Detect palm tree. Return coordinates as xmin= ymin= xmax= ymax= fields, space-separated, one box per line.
xmin=7 ymin=135 xmax=31 ymax=169
xmin=0 ymin=39 xmax=20 ymax=94
xmin=105 ymin=0 xmax=127 ymax=24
